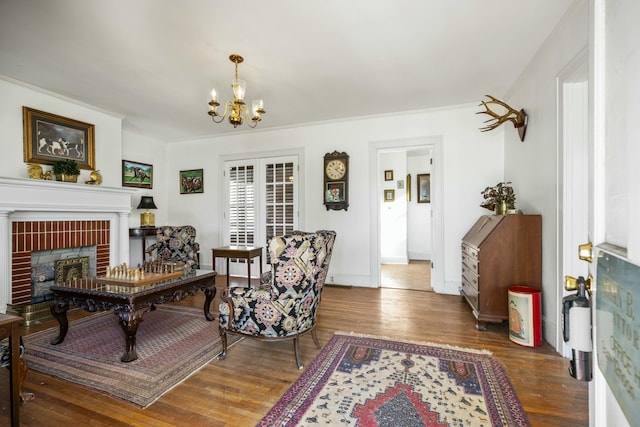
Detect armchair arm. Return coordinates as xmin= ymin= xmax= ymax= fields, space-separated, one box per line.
xmin=145 ymin=242 xmax=160 ymax=256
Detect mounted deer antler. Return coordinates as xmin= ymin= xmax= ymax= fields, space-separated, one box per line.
xmin=477 ymin=95 xmax=528 ymax=141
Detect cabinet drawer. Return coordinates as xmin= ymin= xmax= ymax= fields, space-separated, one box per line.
xmin=461 ymin=266 xmax=479 ymax=291
xmin=461 ymin=243 xmax=478 ymax=261
xmin=461 ymin=245 xmax=479 ymax=273
xmin=461 ymin=278 xmax=479 ymax=310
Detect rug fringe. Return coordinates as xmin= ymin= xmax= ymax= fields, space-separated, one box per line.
xmin=332 ymin=331 xmax=493 ymax=355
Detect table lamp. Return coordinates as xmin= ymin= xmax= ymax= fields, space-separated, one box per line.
xmin=137 ymin=196 xmax=157 ymax=227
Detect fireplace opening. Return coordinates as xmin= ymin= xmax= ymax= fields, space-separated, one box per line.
xmin=31 ymin=247 xmax=95 ymax=304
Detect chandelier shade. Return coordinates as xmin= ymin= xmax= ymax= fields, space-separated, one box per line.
xmin=208 ymin=54 xmax=265 ymax=128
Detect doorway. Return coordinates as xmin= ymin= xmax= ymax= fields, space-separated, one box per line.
xmin=369 ymin=136 xmax=443 ymax=291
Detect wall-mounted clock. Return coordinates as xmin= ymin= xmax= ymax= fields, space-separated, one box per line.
xmin=323 ymin=150 xmax=349 ymax=211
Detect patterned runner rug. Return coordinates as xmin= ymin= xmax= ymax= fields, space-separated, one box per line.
xmin=24 ymin=304 xmax=238 ymax=408
xmin=259 ymin=332 xmax=529 ymax=426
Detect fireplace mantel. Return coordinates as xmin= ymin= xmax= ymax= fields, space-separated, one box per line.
xmin=0 ymin=177 xmax=135 ymax=213
xmin=0 ymin=177 xmax=137 ymax=313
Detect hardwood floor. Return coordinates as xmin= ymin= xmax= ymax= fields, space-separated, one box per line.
xmin=381 ymin=260 xmax=432 ymax=291
xmin=3 ymin=275 xmax=588 ymax=426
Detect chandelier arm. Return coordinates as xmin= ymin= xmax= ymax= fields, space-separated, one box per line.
xmin=210 ymin=114 xmax=225 ymax=124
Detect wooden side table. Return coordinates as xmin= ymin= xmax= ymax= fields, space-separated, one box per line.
xmin=212 ymin=246 xmax=263 ymax=287
xmin=0 ymin=314 xmax=21 ymax=427
xmin=129 ymin=227 xmax=157 ymax=262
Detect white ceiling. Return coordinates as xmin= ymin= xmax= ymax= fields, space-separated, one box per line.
xmin=0 ymin=0 xmax=574 ymax=142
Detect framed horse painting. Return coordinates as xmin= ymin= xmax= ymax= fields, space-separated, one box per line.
xmin=179 ymin=169 xmax=203 ymax=194
xmin=23 ymin=106 xmax=96 ymax=169
xmin=122 ymin=160 xmax=153 ymax=189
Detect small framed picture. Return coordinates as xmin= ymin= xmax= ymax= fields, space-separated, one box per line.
xmin=417 ymin=173 xmax=431 ymax=203
xmin=384 ymin=189 xmax=395 ymax=202
xmin=122 ymin=160 xmax=153 ymax=189
xmin=384 ymin=170 xmax=394 ymax=181
xmin=23 ymin=107 xmax=95 ymax=170
xmin=180 ymin=169 xmax=204 ymax=194
xmin=325 ymin=182 xmax=346 ymax=203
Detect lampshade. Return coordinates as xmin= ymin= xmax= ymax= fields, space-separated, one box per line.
xmin=137 ymin=196 xmax=157 ymax=210
xmin=137 ymin=196 xmax=157 ymax=227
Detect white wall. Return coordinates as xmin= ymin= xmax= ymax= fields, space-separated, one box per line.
xmin=165 ymin=105 xmax=503 ymax=292
xmin=0 ymin=77 xmax=124 ymax=185
xmin=503 ymin=1 xmax=588 ymax=347
xmin=380 ymin=151 xmax=407 ymax=264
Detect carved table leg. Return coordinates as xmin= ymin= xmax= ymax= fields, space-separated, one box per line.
xmin=50 ymin=299 xmax=70 ymax=345
xmin=116 ymin=308 xmax=149 ymax=362
xmin=203 ymin=286 xmax=217 ymax=321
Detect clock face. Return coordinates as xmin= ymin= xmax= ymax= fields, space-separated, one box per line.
xmin=325 ymin=159 xmax=346 ymax=180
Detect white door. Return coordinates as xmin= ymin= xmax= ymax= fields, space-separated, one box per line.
xmin=589 ymin=0 xmax=638 ymax=425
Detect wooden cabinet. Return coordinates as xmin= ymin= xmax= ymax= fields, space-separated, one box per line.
xmin=460 ymin=214 xmax=541 ymax=330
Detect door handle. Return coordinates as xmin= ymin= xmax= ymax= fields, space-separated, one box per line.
xmin=564 ymin=274 xmax=592 ymax=293
xmin=578 ymin=242 xmax=593 ymax=263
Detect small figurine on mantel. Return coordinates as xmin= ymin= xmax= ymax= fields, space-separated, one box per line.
xmin=85 ymin=170 xmax=102 ymax=185
xmin=26 ymin=163 xmax=53 ymax=180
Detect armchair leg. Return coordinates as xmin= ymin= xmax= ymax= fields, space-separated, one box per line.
xmin=19 ymin=358 xmax=34 ymax=403
xmin=311 ymin=328 xmax=320 ymax=348
xmin=293 ymin=337 xmax=303 ymax=370
xmin=218 ymin=330 xmax=228 ymax=360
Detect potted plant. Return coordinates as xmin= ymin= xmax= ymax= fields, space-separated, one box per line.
xmin=52 ymin=159 xmax=81 ymax=183
xmin=480 ymin=181 xmax=516 ymax=214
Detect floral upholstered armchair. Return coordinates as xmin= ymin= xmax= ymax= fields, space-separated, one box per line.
xmin=218 ymin=230 xmax=336 ymax=369
xmin=145 ymin=225 xmax=200 ymax=270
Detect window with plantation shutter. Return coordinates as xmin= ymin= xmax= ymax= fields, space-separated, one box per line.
xmin=223 ymin=156 xmax=298 ymax=278
xmin=228 ymin=164 xmax=255 ymax=246
xmin=265 ymin=160 xmax=296 ymax=244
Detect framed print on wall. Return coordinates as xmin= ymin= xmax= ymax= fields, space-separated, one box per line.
xmin=384 ymin=170 xmax=393 ymax=181
xmin=180 ymin=169 xmax=204 ymax=194
xmin=122 ymin=160 xmax=153 ymax=189
xmin=22 ymin=106 xmax=96 ymax=169
xmin=417 ymin=173 xmax=431 ymax=203
xmin=384 ymin=189 xmax=395 ymax=202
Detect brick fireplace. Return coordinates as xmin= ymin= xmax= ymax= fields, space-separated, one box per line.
xmin=0 ymin=177 xmax=136 ymax=313
xmin=11 ymin=220 xmax=111 ymax=305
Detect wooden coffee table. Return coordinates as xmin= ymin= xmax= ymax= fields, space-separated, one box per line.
xmin=49 ymin=270 xmax=216 ymax=362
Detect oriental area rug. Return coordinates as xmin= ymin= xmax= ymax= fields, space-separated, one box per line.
xmin=259 ymin=332 xmax=529 ymax=427
xmin=24 ymin=305 xmax=238 ymax=408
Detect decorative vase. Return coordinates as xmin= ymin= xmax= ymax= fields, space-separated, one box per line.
xmin=495 ymin=201 xmax=508 ymax=215
xmin=56 ymin=174 xmax=78 ymax=183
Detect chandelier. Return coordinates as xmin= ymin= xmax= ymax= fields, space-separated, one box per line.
xmin=208 ymin=54 xmax=266 ymax=128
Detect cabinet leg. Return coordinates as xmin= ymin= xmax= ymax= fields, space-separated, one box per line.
xmin=475 ymin=320 xmax=487 ymax=331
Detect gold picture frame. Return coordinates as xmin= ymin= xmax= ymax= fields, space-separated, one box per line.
xmin=384 ymin=189 xmax=395 ymax=202
xmin=417 ymin=173 xmax=431 ymax=203
xmin=23 ymin=107 xmax=95 ymax=170
xmin=406 ymin=174 xmax=411 ymax=201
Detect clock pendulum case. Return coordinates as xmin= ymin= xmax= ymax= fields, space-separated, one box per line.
xmin=323 ymin=151 xmax=349 ymax=211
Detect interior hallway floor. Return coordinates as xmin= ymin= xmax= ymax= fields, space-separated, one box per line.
xmin=381 ymin=259 xmax=432 ymax=291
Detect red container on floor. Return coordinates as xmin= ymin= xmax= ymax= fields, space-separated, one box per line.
xmin=508 ymin=286 xmax=542 ymax=347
